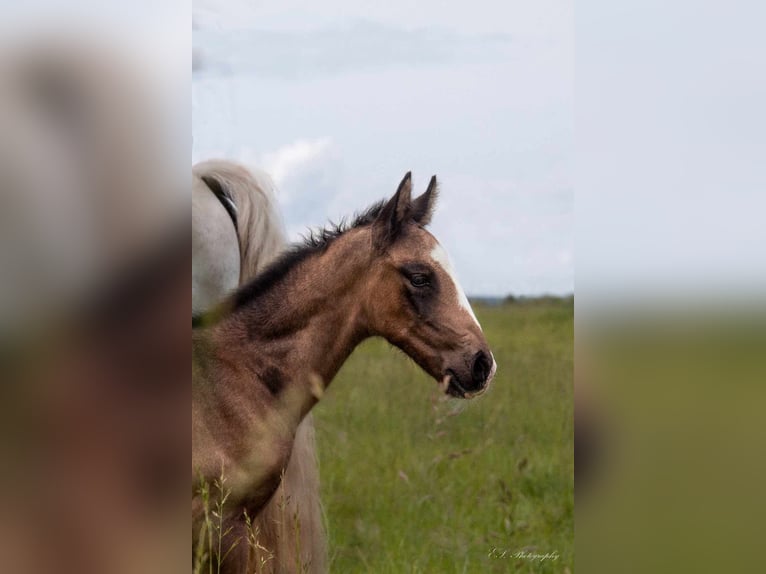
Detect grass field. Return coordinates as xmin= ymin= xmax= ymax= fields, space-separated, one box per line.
xmin=312 ymin=299 xmax=574 ymax=573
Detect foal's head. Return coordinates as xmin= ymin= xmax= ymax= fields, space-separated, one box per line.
xmin=363 ymin=173 xmax=496 ymax=398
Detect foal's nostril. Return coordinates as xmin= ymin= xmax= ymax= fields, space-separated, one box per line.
xmin=471 ymin=351 xmax=492 ymax=387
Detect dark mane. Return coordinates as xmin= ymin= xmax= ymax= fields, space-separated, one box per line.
xmin=229 ymin=199 xmax=387 ymax=311
xmin=301 ymin=199 xmax=385 ymax=250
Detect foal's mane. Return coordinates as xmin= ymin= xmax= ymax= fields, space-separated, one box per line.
xmin=231 ymin=200 xmax=386 ymax=310
xmin=190 ymin=198 xmax=384 ymax=324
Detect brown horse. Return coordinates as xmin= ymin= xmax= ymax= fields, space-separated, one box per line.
xmin=192 ymin=160 xmax=326 ymax=573
xmin=192 ymin=172 xmax=496 ymax=573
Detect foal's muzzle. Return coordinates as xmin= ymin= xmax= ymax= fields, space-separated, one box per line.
xmin=445 ymin=350 xmax=496 ymax=398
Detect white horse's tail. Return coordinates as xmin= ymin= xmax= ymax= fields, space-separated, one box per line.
xmin=192 ymin=160 xmax=287 ymax=283
xmin=192 ymin=159 xmax=327 ymax=573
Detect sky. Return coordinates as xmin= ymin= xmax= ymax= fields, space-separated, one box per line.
xmin=192 ymin=1 xmax=574 ymax=297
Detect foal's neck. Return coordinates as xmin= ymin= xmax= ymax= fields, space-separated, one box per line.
xmin=212 ymin=230 xmax=371 ymax=418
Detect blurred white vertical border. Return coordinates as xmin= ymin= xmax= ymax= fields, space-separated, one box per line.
xmin=576 ymin=2 xmax=766 ymax=574
xmin=0 ymin=0 xmax=190 ymax=332
xmin=0 ymin=3 xmax=190 ymax=573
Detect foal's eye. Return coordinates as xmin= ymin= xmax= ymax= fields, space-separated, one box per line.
xmin=410 ymin=274 xmax=429 ymax=288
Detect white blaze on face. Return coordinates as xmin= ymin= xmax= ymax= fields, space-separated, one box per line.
xmin=430 ymin=243 xmax=482 ymax=329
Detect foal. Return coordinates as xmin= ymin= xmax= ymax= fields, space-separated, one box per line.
xmin=192 ymin=173 xmax=496 ymax=573
xmin=192 ymin=160 xmax=325 ymax=573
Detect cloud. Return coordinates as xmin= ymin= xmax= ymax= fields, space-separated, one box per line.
xmin=193 ymin=21 xmax=514 ymax=79
xmin=260 ymin=138 xmax=334 ymax=189
xmin=193 ymin=0 xmax=258 ymax=31
xmin=236 ymin=138 xmax=344 ymax=240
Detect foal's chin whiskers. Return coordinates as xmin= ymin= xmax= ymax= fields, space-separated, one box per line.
xmin=438 ymin=374 xmax=451 ymax=394
xmin=450 ymin=400 xmax=469 ymax=415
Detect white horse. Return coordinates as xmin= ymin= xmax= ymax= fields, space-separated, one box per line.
xmin=192 ymin=160 xmax=326 ymax=573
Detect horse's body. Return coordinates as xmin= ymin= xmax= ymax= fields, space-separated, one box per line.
xmin=192 ymin=172 xmax=496 ymax=574
xmin=192 ymin=160 xmax=325 ymax=573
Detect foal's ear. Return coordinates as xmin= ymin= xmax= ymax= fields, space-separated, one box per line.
xmin=372 ymin=171 xmax=413 ymax=250
xmin=410 ymin=175 xmax=439 ymax=226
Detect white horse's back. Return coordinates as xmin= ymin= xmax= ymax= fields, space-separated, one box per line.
xmin=192 ymin=173 xmax=240 ymax=313
xmin=193 ymin=160 xmax=286 ymax=283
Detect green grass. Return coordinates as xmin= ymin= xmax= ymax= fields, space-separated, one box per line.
xmin=313 ymin=301 xmax=574 ymax=573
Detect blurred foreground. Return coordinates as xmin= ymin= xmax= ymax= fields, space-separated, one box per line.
xmin=0 ymin=33 xmax=188 ymax=574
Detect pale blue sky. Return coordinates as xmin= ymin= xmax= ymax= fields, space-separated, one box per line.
xmin=193 ymin=1 xmax=574 ymax=296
